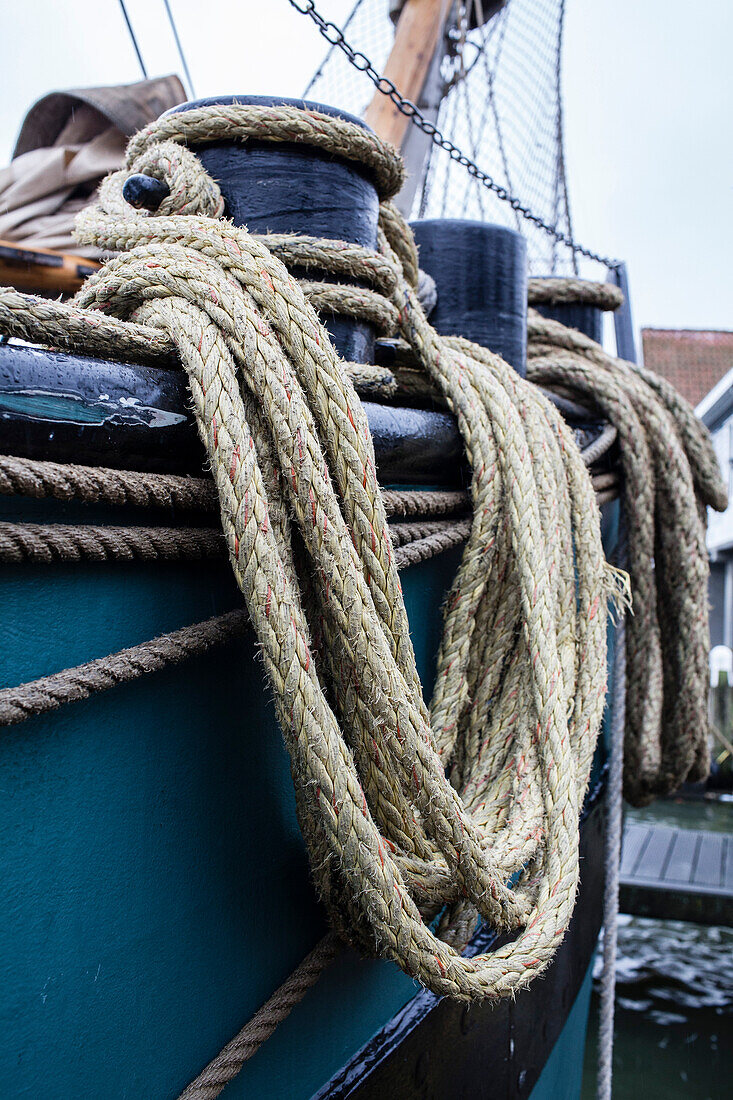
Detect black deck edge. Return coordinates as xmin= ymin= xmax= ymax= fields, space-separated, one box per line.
xmin=312 ymin=777 xmax=607 ymax=1100
xmin=0 ymin=343 xmax=607 ymax=487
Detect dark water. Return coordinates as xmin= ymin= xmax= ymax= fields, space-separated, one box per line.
xmin=582 ymin=799 xmax=733 ymax=1099
xmin=625 ymin=796 xmax=732 ymax=834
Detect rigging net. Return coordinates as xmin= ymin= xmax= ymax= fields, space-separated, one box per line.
xmin=301 ymin=0 xmax=582 ymax=275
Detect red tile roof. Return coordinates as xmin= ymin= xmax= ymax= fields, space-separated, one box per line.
xmin=642 ymin=329 xmax=733 ymax=407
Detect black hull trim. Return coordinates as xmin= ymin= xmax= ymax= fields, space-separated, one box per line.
xmin=314 ymin=782 xmax=606 ymax=1100
xmin=0 ymin=344 xmax=606 ymax=487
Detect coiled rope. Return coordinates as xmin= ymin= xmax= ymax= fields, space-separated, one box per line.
xmin=0 ymin=102 xmax=721 ymax=1094
xmin=526 ymin=310 xmax=726 ymax=805
xmin=4 ymin=103 xmax=617 ymax=1003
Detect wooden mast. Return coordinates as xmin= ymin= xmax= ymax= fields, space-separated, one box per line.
xmin=364 ymin=0 xmax=452 ymax=150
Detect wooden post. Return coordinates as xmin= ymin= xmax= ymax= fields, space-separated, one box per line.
xmin=364 ymin=0 xmax=452 ymax=149
xmin=0 ymin=240 xmax=100 ymax=297
xmin=395 ymin=24 xmax=449 ymax=214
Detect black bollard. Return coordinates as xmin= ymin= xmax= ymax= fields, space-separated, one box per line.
xmin=532 ymin=283 xmax=604 ymax=345
xmin=160 ymin=95 xmax=381 ymax=364
xmin=410 ymin=219 xmax=528 ymax=376
xmin=0 ymin=344 xmax=464 ymax=485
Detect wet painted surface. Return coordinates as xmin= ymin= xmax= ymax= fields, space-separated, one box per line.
xmin=529 ymin=961 xmax=595 ymax=1100
xmin=0 ymin=343 xmax=469 ymax=485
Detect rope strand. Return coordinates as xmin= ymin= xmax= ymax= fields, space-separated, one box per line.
xmin=177 ymin=933 xmax=342 ymax=1100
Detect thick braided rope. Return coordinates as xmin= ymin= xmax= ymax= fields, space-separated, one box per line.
xmin=69 ymin=104 xmax=612 ymax=1000
xmin=86 ymin=105 xmax=603 ymax=990
xmin=0 ymin=105 xmax=718 ymax=1090
xmin=0 ymin=286 xmax=177 ymax=366
xmin=124 ymin=105 xmax=405 ymax=200
xmin=528 ymin=278 xmax=623 ymax=311
xmin=0 ymin=286 xmax=397 ymax=401
xmin=1 ymin=105 xmax=611 ymax=1003
xmin=527 ymin=308 xmax=726 ymax=804
xmin=528 ymin=310 xmax=727 ymax=512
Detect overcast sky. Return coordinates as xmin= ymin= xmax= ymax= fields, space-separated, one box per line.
xmin=0 ymin=0 xmax=730 ymax=341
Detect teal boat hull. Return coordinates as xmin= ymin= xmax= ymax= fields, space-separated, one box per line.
xmin=0 ymin=488 xmax=616 ymax=1097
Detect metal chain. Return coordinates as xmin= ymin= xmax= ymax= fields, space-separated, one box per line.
xmin=288 ymin=0 xmax=620 ymax=269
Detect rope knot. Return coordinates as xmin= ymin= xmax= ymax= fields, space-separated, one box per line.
xmin=123 ymin=140 xmax=225 ymax=220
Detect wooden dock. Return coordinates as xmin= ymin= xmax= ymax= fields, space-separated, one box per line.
xmin=619 ymin=821 xmax=733 ymax=926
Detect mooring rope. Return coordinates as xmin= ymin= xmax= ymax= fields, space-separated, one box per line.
xmin=0 ymin=453 xmax=219 ymax=511
xmin=0 ymin=521 xmax=225 ymax=563
xmin=0 ymin=454 xmax=470 ymax=519
xmin=527 ymin=278 xmax=623 ymax=311
xmin=526 ymin=310 xmax=726 ymax=805
xmin=0 ymin=103 xmax=722 ymax=1093
xmin=0 ymin=516 xmax=470 ymax=566
xmin=0 ymin=608 xmax=249 ymax=727
xmin=2 ymin=103 xmax=615 ymax=1004
xmin=0 ymin=286 xmax=398 ymax=401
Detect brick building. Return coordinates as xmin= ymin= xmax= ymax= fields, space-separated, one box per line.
xmin=642 ymin=328 xmax=733 ymax=408
xmin=649 ymin=330 xmax=733 ymax=647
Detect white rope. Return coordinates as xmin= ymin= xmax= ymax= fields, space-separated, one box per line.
xmin=597 ymin=525 xmax=628 ymax=1099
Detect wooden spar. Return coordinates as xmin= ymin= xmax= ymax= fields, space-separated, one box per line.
xmin=364 ymin=0 xmax=452 ymax=149
xmin=0 ymin=239 xmax=100 ymax=297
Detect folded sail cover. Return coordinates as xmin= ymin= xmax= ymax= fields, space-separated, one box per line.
xmin=0 ymin=75 xmax=185 ymax=256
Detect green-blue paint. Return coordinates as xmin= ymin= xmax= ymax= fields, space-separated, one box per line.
xmin=0 ymin=391 xmax=113 ymax=423
xmin=0 ymin=518 xmax=462 ymax=1098
xmin=0 ymin=491 xmax=615 ymax=1098
xmin=0 ymin=390 xmax=186 ymax=427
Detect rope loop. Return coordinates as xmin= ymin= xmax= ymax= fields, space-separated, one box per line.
xmin=125 ymin=139 xmax=225 ymax=218
xmin=72 ymin=104 xmax=617 ymax=999
xmin=4 ymin=102 xmax=719 ymax=1009
xmin=126 ymin=103 xmax=405 ymax=199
